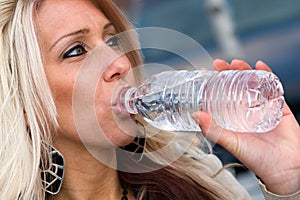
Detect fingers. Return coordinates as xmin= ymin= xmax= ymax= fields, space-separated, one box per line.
xmin=274 ymin=99 xmax=298 ymax=129
xmin=214 ymin=59 xmax=272 ymax=72
xmin=213 ymin=59 xmax=230 ymax=71
xmin=214 ymin=59 xmax=252 ymax=71
xmin=192 ymin=112 xmax=212 ymax=136
xmin=230 ymin=59 xmax=252 ymax=70
xmin=192 ymin=111 xmax=238 ymax=152
xmin=255 ymin=60 xmax=272 ymax=72
xmin=283 ymin=102 xmax=292 ymax=114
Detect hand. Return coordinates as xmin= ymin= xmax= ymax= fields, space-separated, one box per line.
xmin=192 ymin=59 xmax=300 ymax=195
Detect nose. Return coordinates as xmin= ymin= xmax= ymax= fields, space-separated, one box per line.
xmin=103 ymin=55 xmax=131 ymax=82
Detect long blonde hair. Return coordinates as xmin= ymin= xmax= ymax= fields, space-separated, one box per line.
xmin=0 ymin=1 xmax=57 ymax=199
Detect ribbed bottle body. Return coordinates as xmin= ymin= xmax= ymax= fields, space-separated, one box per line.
xmin=203 ymin=70 xmax=284 ymax=132
xmin=120 ymin=70 xmax=284 ymax=133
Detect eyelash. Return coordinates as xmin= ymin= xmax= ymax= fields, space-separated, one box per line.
xmin=63 ymin=43 xmax=87 ymax=59
xmin=105 ymin=35 xmax=121 ymax=48
xmin=62 ymin=35 xmax=121 ymax=59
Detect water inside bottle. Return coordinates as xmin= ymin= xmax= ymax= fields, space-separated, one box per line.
xmin=203 ymin=70 xmax=284 ymax=132
xmin=120 ymin=70 xmax=284 ymax=133
xmin=126 ymin=90 xmax=202 ymax=132
xmin=121 ymin=70 xmax=211 ymax=132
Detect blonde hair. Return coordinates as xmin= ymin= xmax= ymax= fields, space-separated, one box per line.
xmin=140 ymin=128 xmax=251 ymax=199
xmin=0 ymin=0 xmax=57 ymax=199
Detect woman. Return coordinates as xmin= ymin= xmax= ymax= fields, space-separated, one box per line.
xmin=0 ymin=0 xmax=299 ymax=199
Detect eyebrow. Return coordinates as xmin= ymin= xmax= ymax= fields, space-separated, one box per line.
xmin=103 ymin=22 xmax=113 ymax=30
xmin=50 ymin=29 xmax=89 ymax=51
xmin=50 ymin=22 xmax=114 ymax=51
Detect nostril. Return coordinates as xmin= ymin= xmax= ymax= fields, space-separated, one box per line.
xmin=103 ymin=55 xmax=131 ymax=82
xmin=111 ymin=73 xmax=121 ymax=80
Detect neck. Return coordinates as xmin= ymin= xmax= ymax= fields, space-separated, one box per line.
xmin=50 ymin=139 xmax=124 ymax=200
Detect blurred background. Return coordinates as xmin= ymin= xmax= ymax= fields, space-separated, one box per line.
xmin=116 ymin=0 xmax=300 ymax=121
xmin=115 ymin=0 xmax=300 ymax=199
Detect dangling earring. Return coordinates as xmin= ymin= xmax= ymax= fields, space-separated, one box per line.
xmin=122 ymin=120 xmax=146 ymax=161
xmin=41 ymin=146 xmax=65 ymax=195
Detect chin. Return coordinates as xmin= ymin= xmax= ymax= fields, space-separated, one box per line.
xmin=104 ymin=120 xmax=139 ymax=147
xmin=111 ymin=133 xmax=135 ymax=147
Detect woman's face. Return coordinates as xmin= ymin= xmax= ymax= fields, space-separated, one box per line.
xmin=35 ymin=0 xmax=136 ymax=147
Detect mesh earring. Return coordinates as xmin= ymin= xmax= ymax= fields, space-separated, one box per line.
xmin=41 ymin=146 xmax=65 ymax=195
xmin=122 ymin=120 xmax=146 ymax=161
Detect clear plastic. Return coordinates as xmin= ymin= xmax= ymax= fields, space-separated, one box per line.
xmin=119 ymin=70 xmax=284 ymax=132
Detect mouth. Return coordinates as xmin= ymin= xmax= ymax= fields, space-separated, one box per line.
xmin=111 ymin=85 xmax=132 ymax=117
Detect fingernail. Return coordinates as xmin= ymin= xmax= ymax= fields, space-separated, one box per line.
xmin=231 ymin=59 xmax=240 ymax=64
xmin=256 ymin=60 xmax=265 ymax=65
xmin=213 ymin=59 xmax=220 ymax=66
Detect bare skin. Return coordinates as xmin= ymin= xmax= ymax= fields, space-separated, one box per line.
xmin=193 ymin=59 xmax=300 ymax=195
xmin=35 ymin=0 xmax=136 ymax=199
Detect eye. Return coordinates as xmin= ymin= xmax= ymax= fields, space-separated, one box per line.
xmin=63 ymin=44 xmax=87 ymax=59
xmin=105 ymin=35 xmax=121 ymax=49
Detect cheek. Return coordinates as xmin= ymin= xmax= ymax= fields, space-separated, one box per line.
xmin=46 ymin=66 xmax=78 ymax=134
xmin=94 ymin=83 xmax=136 ymax=146
xmin=94 ymin=83 xmax=114 ymax=131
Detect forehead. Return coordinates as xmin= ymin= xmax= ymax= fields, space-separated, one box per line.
xmin=36 ymin=0 xmax=107 ymax=32
xmin=37 ymin=0 xmax=100 ymax=16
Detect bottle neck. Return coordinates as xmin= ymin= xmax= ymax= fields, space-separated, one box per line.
xmin=119 ymin=87 xmax=138 ymax=114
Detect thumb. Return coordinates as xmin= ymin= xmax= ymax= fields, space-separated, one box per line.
xmin=192 ymin=111 xmax=238 ymax=153
xmin=192 ymin=111 xmax=213 ymax=135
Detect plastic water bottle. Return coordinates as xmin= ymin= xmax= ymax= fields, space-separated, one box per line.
xmin=119 ymin=70 xmax=284 ymax=133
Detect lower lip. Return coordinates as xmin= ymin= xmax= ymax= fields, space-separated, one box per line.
xmin=111 ymin=86 xmax=133 ymax=117
xmin=111 ymin=99 xmax=132 ymax=118
xmin=111 ymin=104 xmax=131 ymax=117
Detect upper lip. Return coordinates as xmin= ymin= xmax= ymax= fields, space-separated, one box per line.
xmin=111 ymin=85 xmax=131 ymax=108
